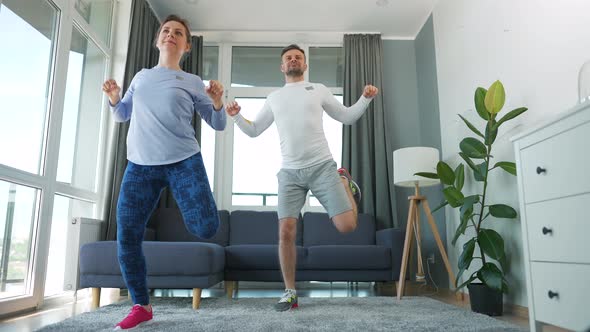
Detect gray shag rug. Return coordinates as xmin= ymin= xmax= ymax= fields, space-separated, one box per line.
xmin=36 ymin=296 xmax=525 ymax=331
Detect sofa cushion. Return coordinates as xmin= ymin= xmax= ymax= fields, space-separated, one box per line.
xmin=303 ymin=212 xmax=376 ymax=246
xmin=305 ymin=245 xmax=391 ymax=270
xmin=225 ymin=245 xmax=307 ymax=269
xmin=80 ymin=241 xmax=225 ymax=276
xmin=152 ymin=208 xmax=229 ymax=246
xmin=229 ymin=210 xmax=302 ymax=245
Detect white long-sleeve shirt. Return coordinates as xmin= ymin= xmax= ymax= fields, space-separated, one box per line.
xmin=232 ymin=81 xmax=372 ymax=169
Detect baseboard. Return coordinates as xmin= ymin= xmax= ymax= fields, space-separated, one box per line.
xmin=504 ymin=303 xmax=529 ymax=319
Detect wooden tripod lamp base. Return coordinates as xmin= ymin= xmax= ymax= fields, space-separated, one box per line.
xmin=396 ymin=183 xmax=456 ymax=299
xmin=392 ymin=147 xmax=457 ymax=300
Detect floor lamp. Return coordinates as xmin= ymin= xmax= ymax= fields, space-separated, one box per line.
xmin=393 ymin=147 xmax=457 ymax=300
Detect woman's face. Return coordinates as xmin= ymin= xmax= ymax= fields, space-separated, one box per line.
xmin=156 ymin=20 xmax=190 ymax=56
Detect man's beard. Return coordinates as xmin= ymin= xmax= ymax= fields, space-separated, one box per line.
xmin=286 ymin=67 xmax=304 ymax=77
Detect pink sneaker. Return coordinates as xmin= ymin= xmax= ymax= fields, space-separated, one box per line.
xmin=114 ymin=304 xmax=153 ymax=330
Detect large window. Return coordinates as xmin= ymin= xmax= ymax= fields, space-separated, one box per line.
xmin=309 ymin=47 xmax=344 ymax=87
xmin=57 ymin=27 xmax=107 ymax=191
xmin=200 ymin=46 xmax=220 ymax=190
xmin=0 ymin=0 xmax=113 ymax=315
xmin=73 ymin=0 xmax=113 ymax=46
xmin=0 ymin=181 xmax=39 ymax=299
xmin=232 ymin=98 xmax=281 ymax=206
xmin=0 ymin=1 xmax=58 ymax=174
xmin=231 ymin=47 xmax=284 ymax=87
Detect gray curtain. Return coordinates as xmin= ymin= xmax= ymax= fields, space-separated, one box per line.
xmin=157 ymin=36 xmax=204 ymax=209
xmin=342 ymin=34 xmax=397 ymax=230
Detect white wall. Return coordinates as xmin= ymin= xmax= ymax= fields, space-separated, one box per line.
xmin=432 ymin=0 xmax=590 ymax=307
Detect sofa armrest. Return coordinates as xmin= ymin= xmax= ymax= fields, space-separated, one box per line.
xmin=376 ymin=228 xmax=405 ymax=279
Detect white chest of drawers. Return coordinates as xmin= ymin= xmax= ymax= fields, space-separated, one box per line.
xmin=512 ymin=102 xmax=590 ymax=332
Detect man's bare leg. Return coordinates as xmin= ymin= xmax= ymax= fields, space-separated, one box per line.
xmin=332 ymin=177 xmax=358 ymax=233
xmin=276 ymin=217 xmax=299 ymax=311
xmin=279 ymin=218 xmax=298 ymax=290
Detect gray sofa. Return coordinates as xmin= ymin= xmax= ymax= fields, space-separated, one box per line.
xmin=79 ymin=208 xmax=404 ymax=309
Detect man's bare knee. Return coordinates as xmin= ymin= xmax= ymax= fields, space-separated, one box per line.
xmin=335 ymin=221 xmax=357 ymax=233
xmin=332 ymin=211 xmax=358 ymax=233
xmin=279 ymin=218 xmax=298 ymax=243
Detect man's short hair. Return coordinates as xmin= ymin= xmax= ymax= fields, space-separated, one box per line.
xmin=281 ymin=44 xmax=305 ymax=59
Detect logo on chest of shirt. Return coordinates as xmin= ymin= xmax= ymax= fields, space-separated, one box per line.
xmin=175 ymin=75 xmax=184 ymax=81
xmin=305 ymin=86 xmax=314 ymax=91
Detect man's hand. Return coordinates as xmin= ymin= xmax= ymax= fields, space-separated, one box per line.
xmin=363 ymin=85 xmax=379 ymax=98
xmin=225 ymin=101 xmax=241 ymax=116
xmin=102 ymin=79 xmax=121 ymax=105
xmin=206 ymin=80 xmax=224 ymax=110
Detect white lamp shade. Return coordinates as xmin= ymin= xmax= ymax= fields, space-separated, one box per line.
xmin=393 ymin=147 xmax=440 ymax=187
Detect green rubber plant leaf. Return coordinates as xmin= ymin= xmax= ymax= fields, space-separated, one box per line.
xmin=474 ymin=87 xmax=490 ymax=120
xmin=456 ymin=238 xmax=476 ymax=283
xmin=478 ymin=228 xmax=505 ymax=260
xmin=452 ymin=209 xmax=473 ymax=245
xmin=485 ymin=120 xmax=498 ymax=145
xmin=458 ymin=114 xmax=484 ymax=138
xmin=494 ymin=161 xmax=517 ymax=175
xmin=493 ymin=107 xmax=528 ymax=131
xmin=414 ymin=172 xmax=439 ymax=179
xmin=431 ymin=200 xmax=449 ymax=213
xmin=437 ymin=161 xmax=455 ymax=185
xmin=489 ymin=204 xmax=517 ymax=218
xmin=473 ymin=161 xmax=487 ymax=182
xmin=478 ymin=262 xmax=504 ymax=292
xmin=443 ymin=187 xmax=464 ymax=208
xmin=456 ymin=273 xmax=478 ymax=292
xmin=460 ymin=195 xmax=479 ymax=217
xmin=460 ymin=137 xmax=487 ymax=159
xmin=459 ymin=152 xmax=477 ymax=172
xmin=454 ymin=164 xmax=465 ymax=191
xmin=484 ymin=80 xmax=505 ymax=114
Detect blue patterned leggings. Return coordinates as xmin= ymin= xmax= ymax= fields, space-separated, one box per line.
xmin=117 ymin=152 xmax=219 ymax=305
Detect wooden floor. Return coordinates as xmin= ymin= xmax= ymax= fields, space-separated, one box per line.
xmin=0 ymin=282 xmax=570 ymax=332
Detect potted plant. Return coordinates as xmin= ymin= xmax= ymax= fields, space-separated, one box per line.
xmin=415 ymin=80 xmax=527 ymax=316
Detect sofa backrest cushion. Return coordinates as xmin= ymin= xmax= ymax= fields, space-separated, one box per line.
xmin=302 ymin=212 xmax=375 ymax=246
xmin=152 ymin=208 xmax=229 ymax=246
xmin=229 ymin=210 xmax=302 ymax=245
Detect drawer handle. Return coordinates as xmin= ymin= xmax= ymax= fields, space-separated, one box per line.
xmin=542 ymin=227 xmax=553 ymax=235
xmin=548 ymin=290 xmax=559 ymax=299
xmin=536 ymin=166 xmax=546 ymax=174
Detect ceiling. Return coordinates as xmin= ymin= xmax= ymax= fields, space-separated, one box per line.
xmin=147 ymin=0 xmax=438 ymax=40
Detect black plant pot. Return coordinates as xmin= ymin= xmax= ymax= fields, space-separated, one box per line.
xmin=467 ymin=283 xmax=503 ymax=316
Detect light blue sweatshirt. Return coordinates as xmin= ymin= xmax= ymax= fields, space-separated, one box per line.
xmin=111 ymin=66 xmax=226 ymax=165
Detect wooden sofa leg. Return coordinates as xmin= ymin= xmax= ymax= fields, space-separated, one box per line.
xmin=226 ymin=281 xmax=235 ymax=299
xmin=91 ymin=288 xmax=101 ymax=309
xmin=192 ymin=288 xmax=202 ymax=309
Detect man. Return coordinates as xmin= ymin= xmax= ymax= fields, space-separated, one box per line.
xmin=226 ymin=44 xmax=378 ymax=311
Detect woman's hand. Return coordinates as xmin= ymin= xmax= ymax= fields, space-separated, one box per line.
xmin=102 ymin=79 xmax=121 ymax=105
xmin=206 ymin=80 xmax=224 ymax=110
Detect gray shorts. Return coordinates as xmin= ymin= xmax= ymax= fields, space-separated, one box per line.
xmin=277 ymin=160 xmax=352 ymax=220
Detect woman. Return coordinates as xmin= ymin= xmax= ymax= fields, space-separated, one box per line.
xmin=102 ymin=15 xmax=225 ymax=330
